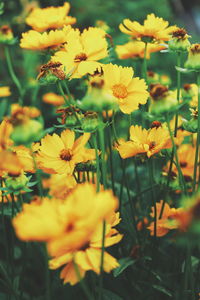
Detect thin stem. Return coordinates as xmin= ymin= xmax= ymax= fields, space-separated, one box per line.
xmin=111 ymin=111 xmax=119 ymax=144
xmin=192 ymin=73 xmax=200 ymax=192
xmin=142 ymin=42 xmax=148 ymax=82
xmin=106 ymin=112 xmax=116 ymax=195
xmin=166 ymin=114 xmax=187 ymax=195
xmin=160 ymin=53 xmax=182 ymax=218
xmin=93 ymin=133 xmax=100 ymax=192
xmin=174 ymin=52 xmax=181 ymax=137
xmin=73 ymin=260 xmax=93 ymax=300
xmin=97 ymin=125 xmax=107 ymax=300
xmin=4 ymin=46 xmax=24 ymax=105
xmin=57 ymin=81 xmax=81 ymax=125
xmin=148 ymin=158 xmax=157 ymax=238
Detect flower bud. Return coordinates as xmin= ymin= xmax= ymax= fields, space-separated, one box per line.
xmin=185 ymin=44 xmax=200 ymax=71
xmin=56 ymin=107 xmax=82 ymax=127
xmin=168 ymin=28 xmax=190 ymax=52
xmin=0 ymin=25 xmax=16 ymax=45
xmin=11 ymin=119 xmax=43 ymax=145
xmin=149 ymin=84 xmax=178 ymax=115
xmin=37 ymin=61 xmax=66 ymax=85
xmin=5 ymin=173 xmax=29 ymax=191
xmin=81 ymin=112 xmax=99 ymax=132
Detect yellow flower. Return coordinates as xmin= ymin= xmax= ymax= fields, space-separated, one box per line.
xmin=52 ymin=27 xmax=108 ymax=78
xmin=164 ymin=144 xmax=196 ymax=181
xmin=0 ymin=119 xmax=13 ymax=151
xmin=147 ymin=200 xmax=182 ymax=237
xmin=42 ymin=92 xmax=65 ymax=106
xmin=49 ymin=212 xmax=122 ymax=285
xmin=13 ymin=145 xmax=35 ymax=173
xmin=116 ymin=125 xmax=172 ymax=158
xmin=0 ymin=86 xmax=11 ymax=97
xmin=20 ymin=26 xmax=77 ymax=51
xmin=26 ymin=3 xmax=76 ymax=32
xmin=103 ymin=63 xmax=149 ymax=114
xmin=116 ymin=40 xmax=166 ymax=60
xmin=46 ymin=174 xmax=77 ymax=199
xmin=0 ymin=150 xmax=25 ymax=177
xmin=119 ymin=14 xmax=177 ymax=42
xmin=37 ymin=129 xmax=96 ymax=174
xmin=13 ymin=183 xmax=118 ymax=255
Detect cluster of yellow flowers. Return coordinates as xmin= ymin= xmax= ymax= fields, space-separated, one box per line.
xmin=1 ymin=2 xmax=200 ymax=296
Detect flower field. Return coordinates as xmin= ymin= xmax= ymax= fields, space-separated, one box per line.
xmin=0 ymin=0 xmax=200 ymax=299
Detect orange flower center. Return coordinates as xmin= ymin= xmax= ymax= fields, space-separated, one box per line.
xmin=60 ymin=149 xmax=73 ymax=161
xmin=74 ymin=53 xmax=87 ymax=62
xmin=112 ymin=84 xmax=128 ymax=99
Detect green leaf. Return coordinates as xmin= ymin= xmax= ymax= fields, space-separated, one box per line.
xmin=113 ymin=257 xmax=135 ymax=277
xmin=152 ymin=285 xmax=172 ymax=297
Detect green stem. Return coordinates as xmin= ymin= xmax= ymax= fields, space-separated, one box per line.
xmin=73 ymin=260 xmax=93 ymax=300
xmin=111 ymin=111 xmax=119 ymax=144
xmin=166 ymin=114 xmax=187 ymax=195
xmin=106 ymin=112 xmax=115 ymax=195
xmin=57 ymin=81 xmax=81 ymax=125
xmin=160 ymin=53 xmax=182 ymax=218
xmin=97 ymin=125 xmax=107 ymax=300
xmin=174 ymin=52 xmax=181 ymax=137
xmin=148 ymin=158 xmax=157 ymax=238
xmin=142 ymin=42 xmax=148 ymax=82
xmin=93 ymin=133 xmax=100 ymax=192
xmin=192 ymin=73 xmax=200 ymax=192
xmin=4 ymin=46 xmax=24 ymax=105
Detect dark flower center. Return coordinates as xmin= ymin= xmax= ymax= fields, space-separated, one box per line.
xmin=74 ymin=53 xmax=87 ymax=62
xmin=60 ymin=149 xmax=73 ymax=161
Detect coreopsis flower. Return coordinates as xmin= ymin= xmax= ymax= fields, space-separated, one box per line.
xmin=164 ymin=144 xmax=196 ymax=182
xmin=148 ymin=200 xmax=183 ymax=237
xmin=42 ymin=92 xmax=65 ymax=106
xmin=103 ymin=64 xmax=149 ymax=114
xmin=13 ymin=183 xmax=118 ymax=254
xmin=0 ymin=150 xmax=25 ymax=177
xmin=37 ymin=129 xmax=96 ymax=174
xmin=49 ymin=212 xmax=122 ymax=285
xmin=119 ymin=14 xmax=177 ymax=42
xmin=0 ymin=119 xmax=13 ymax=151
xmin=185 ymin=44 xmax=200 ymax=71
xmin=168 ymin=28 xmax=190 ymax=52
xmin=20 ymin=26 xmax=78 ymax=51
xmin=25 ymin=3 xmax=76 ymax=32
xmin=0 ymin=86 xmax=11 ymax=97
xmin=52 ymin=27 xmax=108 ymax=78
xmin=116 ymin=125 xmax=172 ymax=159
xmin=13 ymin=146 xmax=35 ymax=173
xmin=46 ymin=174 xmax=77 ymax=199
xmin=116 ymin=40 xmax=165 ymax=60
